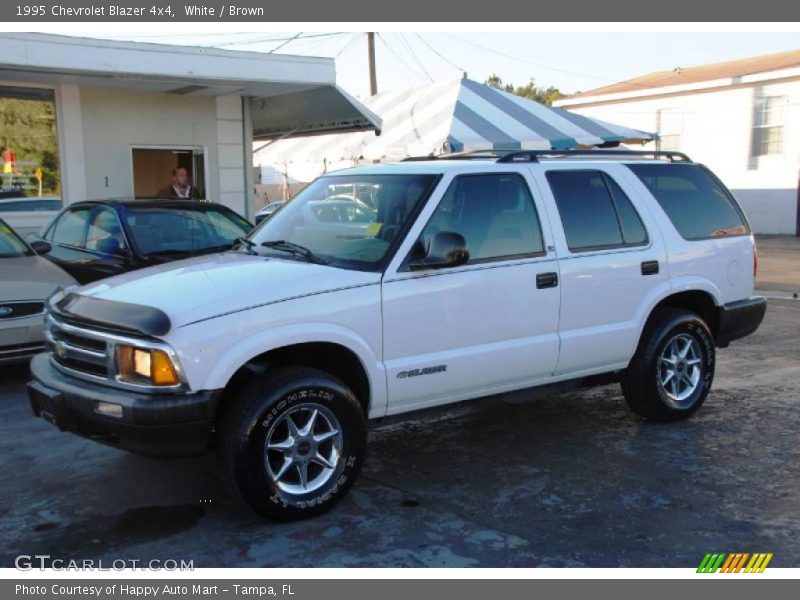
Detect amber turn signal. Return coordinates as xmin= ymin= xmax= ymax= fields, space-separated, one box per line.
xmin=117 ymin=345 xmax=179 ymax=386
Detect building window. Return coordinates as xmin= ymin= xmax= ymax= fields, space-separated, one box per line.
xmin=752 ymin=96 xmax=785 ymax=157
xmin=657 ymin=109 xmax=682 ymax=152
xmin=0 ymin=86 xmax=61 ymax=204
xmin=132 ymin=147 xmax=206 ymax=199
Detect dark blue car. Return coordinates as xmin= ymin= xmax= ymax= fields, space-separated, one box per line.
xmin=36 ymin=199 xmax=253 ymax=284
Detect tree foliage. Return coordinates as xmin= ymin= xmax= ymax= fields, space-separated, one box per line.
xmin=485 ymin=74 xmax=563 ymax=106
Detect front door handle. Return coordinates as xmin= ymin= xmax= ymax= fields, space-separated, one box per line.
xmin=641 ymin=260 xmax=659 ymax=276
xmin=536 ymin=272 xmax=558 ymax=289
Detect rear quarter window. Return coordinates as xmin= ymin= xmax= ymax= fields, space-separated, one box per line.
xmin=627 ymin=163 xmax=748 ymax=240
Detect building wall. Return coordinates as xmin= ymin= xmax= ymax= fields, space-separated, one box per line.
xmin=76 ymin=86 xmax=224 ymax=206
xmin=561 ymin=80 xmax=800 ymax=234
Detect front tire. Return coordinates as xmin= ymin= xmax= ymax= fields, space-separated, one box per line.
xmin=219 ymin=366 xmax=366 ymax=521
xmin=621 ymin=308 xmax=715 ymax=422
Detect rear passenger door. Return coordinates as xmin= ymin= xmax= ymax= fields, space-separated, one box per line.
xmin=381 ymin=171 xmax=561 ymax=414
xmin=535 ymin=166 xmax=669 ymax=376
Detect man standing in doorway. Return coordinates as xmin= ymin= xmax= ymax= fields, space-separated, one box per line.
xmin=158 ymin=167 xmax=197 ymax=199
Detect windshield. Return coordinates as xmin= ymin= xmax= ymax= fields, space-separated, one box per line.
xmin=0 ymin=219 xmax=32 ymax=258
xmin=249 ymin=174 xmax=439 ymax=269
xmin=123 ymin=207 xmax=252 ymax=256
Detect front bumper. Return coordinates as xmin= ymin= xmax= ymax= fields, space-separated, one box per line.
xmin=716 ymin=296 xmax=767 ymax=347
xmin=0 ymin=341 xmax=44 ymax=365
xmin=27 ymin=353 xmax=222 ymax=457
xmin=0 ymin=314 xmax=44 ymax=365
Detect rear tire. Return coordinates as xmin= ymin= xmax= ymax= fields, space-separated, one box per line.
xmin=218 ymin=366 xmax=366 ymax=521
xmin=621 ymin=308 xmax=715 ymax=422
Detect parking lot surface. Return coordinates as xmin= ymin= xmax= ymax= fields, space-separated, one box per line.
xmin=1 ymin=237 xmax=798 ymax=568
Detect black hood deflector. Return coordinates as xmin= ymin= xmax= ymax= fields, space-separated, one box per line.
xmin=51 ymin=293 xmax=171 ymax=338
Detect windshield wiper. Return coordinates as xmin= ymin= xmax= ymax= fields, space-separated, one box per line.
xmin=235 ymin=237 xmax=257 ymax=255
xmin=260 ymin=240 xmax=327 ymax=265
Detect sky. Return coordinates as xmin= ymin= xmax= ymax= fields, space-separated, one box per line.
xmin=61 ymin=30 xmax=800 ymax=99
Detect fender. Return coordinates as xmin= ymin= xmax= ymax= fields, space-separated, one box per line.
xmin=628 ymin=275 xmax=724 ymax=358
xmin=667 ymin=276 xmax=724 ymax=306
xmin=196 ymin=322 xmax=387 ymax=418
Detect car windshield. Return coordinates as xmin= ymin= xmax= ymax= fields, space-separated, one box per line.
xmin=249 ymin=174 xmax=439 ymax=270
xmin=123 ymin=207 xmax=252 ymax=256
xmin=0 ymin=219 xmax=32 ymax=258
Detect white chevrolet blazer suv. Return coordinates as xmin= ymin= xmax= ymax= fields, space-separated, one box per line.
xmin=28 ymin=150 xmax=766 ymax=520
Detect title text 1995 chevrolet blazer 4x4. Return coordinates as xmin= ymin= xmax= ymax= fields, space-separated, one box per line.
xmin=28 ymin=150 xmax=766 ymax=520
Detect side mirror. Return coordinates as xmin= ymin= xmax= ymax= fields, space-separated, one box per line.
xmin=408 ymin=231 xmax=469 ymax=271
xmin=29 ymin=240 xmax=52 ymax=255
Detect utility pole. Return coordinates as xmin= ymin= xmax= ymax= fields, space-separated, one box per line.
xmin=367 ymin=32 xmax=378 ymax=96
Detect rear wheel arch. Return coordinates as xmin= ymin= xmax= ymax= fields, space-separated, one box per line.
xmin=642 ymin=290 xmax=720 ymax=343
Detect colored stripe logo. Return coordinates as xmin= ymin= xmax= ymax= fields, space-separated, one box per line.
xmin=697 ymin=553 xmax=773 ymax=573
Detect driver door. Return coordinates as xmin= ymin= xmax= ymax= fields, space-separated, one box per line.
xmin=381 ymin=172 xmax=561 ymax=415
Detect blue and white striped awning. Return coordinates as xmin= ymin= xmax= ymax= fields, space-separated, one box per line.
xmin=255 ymin=78 xmax=655 ymax=166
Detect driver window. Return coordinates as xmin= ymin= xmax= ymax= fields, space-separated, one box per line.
xmin=419 ymin=173 xmax=545 ymax=263
xmin=49 ymin=208 xmax=90 ymax=247
xmin=85 ymin=208 xmax=128 ymax=256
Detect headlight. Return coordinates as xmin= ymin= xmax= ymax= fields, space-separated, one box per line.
xmin=116 ymin=345 xmax=180 ymax=386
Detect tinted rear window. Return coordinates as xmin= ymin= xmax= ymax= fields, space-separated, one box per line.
xmin=627 ymin=164 xmax=748 ymax=239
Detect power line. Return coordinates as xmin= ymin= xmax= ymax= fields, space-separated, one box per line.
xmin=397 ymin=33 xmax=434 ymax=83
xmin=95 ymin=31 xmax=263 ymax=39
xmin=214 ymin=32 xmax=345 ymax=49
xmin=376 ymin=33 xmax=422 ymax=84
xmin=441 ymin=33 xmax=658 ymax=90
xmin=336 ymin=33 xmax=363 ymax=58
xmin=298 ymin=33 xmax=347 ymax=55
xmin=414 ymin=33 xmax=465 ymax=75
xmin=268 ymin=32 xmax=305 ymax=54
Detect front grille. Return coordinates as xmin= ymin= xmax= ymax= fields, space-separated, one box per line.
xmin=43 ymin=312 xmax=186 ymax=392
xmin=0 ymin=301 xmax=45 ymax=320
xmin=57 ymin=330 xmax=107 ymax=353
xmin=46 ymin=317 xmax=111 ymax=381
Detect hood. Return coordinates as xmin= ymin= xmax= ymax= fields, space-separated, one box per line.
xmin=0 ymin=255 xmax=77 ymax=302
xmin=76 ymin=252 xmax=380 ymax=329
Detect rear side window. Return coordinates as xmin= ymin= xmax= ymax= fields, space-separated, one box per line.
xmin=605 ymin=176 xmax=648 ymax=245
xmin=49 ymin=208 xmax=90 ymax=247
xmin=627 ymin=163 xmax=748 ymax=239
xmin=546 ymin=170 xmax=648 ymax=252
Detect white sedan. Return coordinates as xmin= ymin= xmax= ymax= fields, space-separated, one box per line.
xmin=0 ymin=218 xmax=76 ymax=365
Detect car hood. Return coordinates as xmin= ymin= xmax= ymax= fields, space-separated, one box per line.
xmin=75 ymin=252 xmax=380 ymax=329
xmin=1 ymin=255 xmax=77 ymax=302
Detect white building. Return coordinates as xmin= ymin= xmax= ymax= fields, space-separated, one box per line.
xmin=555 ymin=49 xmax=800 ymax=235
xmin=0 ymin=33 xmax=379 ymax=219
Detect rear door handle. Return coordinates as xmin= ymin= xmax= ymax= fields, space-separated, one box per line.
xmin=641 ymin=260 xmax=659 ymax=276
xmin=536 ymin=272 xmax=558 ymax=289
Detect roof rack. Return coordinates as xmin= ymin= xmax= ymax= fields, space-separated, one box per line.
xmin=402 ymin=149 xmax=693 ymax=163
xmin=496 ymin=149 xmax=693 ymax=163
xmin=402 ymin=150 xmax=507 ymax=162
